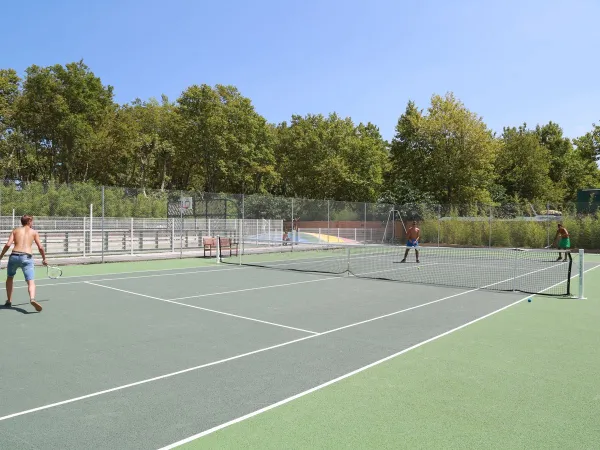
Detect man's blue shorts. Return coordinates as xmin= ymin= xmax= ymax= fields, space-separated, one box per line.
xmin=406 ymin=239 xmax=419 ymax=248
xmin=7 ymin=253 xmax=35 ymax=281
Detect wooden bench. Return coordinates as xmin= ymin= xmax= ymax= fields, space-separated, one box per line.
xmin=218 ymin=237 xmax=239 ymax=257
xmin=203 ymin=237 xmax=217 ymax=257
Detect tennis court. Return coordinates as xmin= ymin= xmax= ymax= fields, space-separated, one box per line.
xmin=0 ymin=248 xmax=598 ymax=449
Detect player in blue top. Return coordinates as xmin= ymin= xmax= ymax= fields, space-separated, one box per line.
xmin=400 ymin=221 xmax=420 ymax=263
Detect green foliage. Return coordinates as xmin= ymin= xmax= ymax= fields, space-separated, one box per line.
xmin=1 ymin=59 xmax=599 ymax=212
xmin=497 ymin=125 xmax=554 ymax=201
xmin=14 ymin=61 xmax=114 ymax=183
xmin=388 ymin=94 xmax=497 ymax=205
xmin=0 ymin=182 xmax=166 ymax=218
xmin=175 ymin=84 xmax=277 ymax=194
xmin=274 ymin=113 xmax=388 ymax=202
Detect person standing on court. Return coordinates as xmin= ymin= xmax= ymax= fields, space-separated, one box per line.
xmin=400 ymin=221 xmax=421 ymax=263
xmin=0 ymin=215 xmax=48 ymax=311
xmin=552 ymin=223 xmax=571 ymax=262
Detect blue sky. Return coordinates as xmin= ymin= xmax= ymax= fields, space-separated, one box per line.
xmin=2 ymin=0 xmax=599 ymax=141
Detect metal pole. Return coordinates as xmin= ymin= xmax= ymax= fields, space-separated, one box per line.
xmin=489 ymin=205 xmax=492 ymax=248
xmin=101 ymin=186 xmax=105 ymax=263
xmin=12 ymin=209 xmax=15 ymax=228
xmin=89 ymin=204 xmax=93 ymax=254
xmin=240 ymin=194 xmax=244 ymax=265
xmin=578 ymin=249 xmax=585 ymax=299
xmin=327 ymin=200 xmax=330 ymax=244
xmin=179 ymin=193 xmax=183 ymax=259
xmin=546 ymin=202 xmax=550 ymax=247
xmin=364 ymin=202 xmax=367 ymax=245
xmin=83 ymin=216 xmax=86 ymax=257
xmin=131 ymin=217 xmax=135 ymax=256
xmin=291 ymin=198 xmax=294 ymax=248
xmin=170 ymin=219 xmax=174 ymax=253
xmin=437 ymin=205 xmax=441 ymax=247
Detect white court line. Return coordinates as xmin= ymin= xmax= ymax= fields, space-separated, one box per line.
xmin=158 ymin=263 xmax=600 ymax=449
xmin=1 ymin=264 xmax=596 ymax=425
xmin=85 ymin=282 xmax=319 ymax=335
xmin=168 ymin=277 xmax=339 ymax=301
xmin=4 ymin=266 xmax=247 ymax=290
xmin=0 ymin=285 xmax=473 ymax=424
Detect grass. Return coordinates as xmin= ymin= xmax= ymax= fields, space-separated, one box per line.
xmin=180 ymin=263 xmax=600 ymax=449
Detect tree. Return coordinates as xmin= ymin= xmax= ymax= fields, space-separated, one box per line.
xmin=14 ymin=61 xmax=114 ymax=183
xmin=175 ymin=84 xmax=277 ymax=194
xmin=573 ymin=123 xmax=600 ymax=163
xmin=0 ymin=69 xmax=20 ymax=129
xmin=536 ymin=122 xmax=574 ymax=185
xmin=0 ymin=69 xmax=23 ymax=180
xmin=388 ymin=93 xmax=497 ymax=205
xmin=496 ymin=125 xmax=554 ymax=202
xmin=274 ymin=113 xmax=388 ymax=201
xmin=387 ymin=101 xmax=428 ymax=202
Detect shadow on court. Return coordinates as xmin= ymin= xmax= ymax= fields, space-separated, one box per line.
xmin=0 ymin=299 xmax=49 ymax=314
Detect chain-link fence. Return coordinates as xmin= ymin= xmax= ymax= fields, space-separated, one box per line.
xmin=1 ymin=181 xmax=599 ymax=265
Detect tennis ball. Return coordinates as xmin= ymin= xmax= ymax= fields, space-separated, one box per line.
xmin=528 ymin=298 xmax=532 ymax=303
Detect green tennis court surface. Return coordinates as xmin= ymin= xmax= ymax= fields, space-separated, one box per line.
xmin=0 ymin=253 xmax=598 ymax=449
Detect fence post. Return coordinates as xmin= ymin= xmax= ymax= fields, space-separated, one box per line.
xmin=291 ymin=198 xmax=295 ymax=248
xmin=179 ymin=192 xmax=184 ymax=259
xmin=12 ymin=209 xmax=15 ymax=228
xmin=131 ymin=218 xmax=134 ymax=256
xmin=546 ymin=202 xmax=550 ymax=247
xmin=437 ymin=205 xmax=441 ymax=247
xmin=489 ymin=205 xmax=492 ymax=248
xmin=364 ymin=203 xmax=367 ymax=244
xmin=171 ymin=219 xmax=175 ymax=252
xmin=89 ymin=204 xmax=93 ymax=254
xmin=83 ymin=216 xmax=87 ymax=257
xmin=101 ymin=186 xmax=105 ymax=263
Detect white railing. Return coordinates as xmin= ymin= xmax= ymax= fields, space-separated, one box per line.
xmin=0 ymin=217 xmax=283 ymax=258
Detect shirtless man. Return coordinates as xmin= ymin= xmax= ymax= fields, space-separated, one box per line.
xmin=0 ymin=215 xmax=47 ymax=311
xmin=553 ymin=223 xmax=570 ymax=262
xmin=400 ymin=221 xmax=421 ymax=263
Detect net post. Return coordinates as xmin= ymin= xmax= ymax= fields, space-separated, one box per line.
xmin=578 ymin=249 xmax=585 ymax=299
xmin=216 ymin=235 xmax=221 ymax=263
xmin=346 ymin=246 xmax=351 ymax=277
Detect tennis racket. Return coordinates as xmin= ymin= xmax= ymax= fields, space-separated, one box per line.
xmin=47 ymin=265 xmax=62 ymax=279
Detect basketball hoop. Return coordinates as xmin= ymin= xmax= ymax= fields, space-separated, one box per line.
xmin=180 ymin=196 xmax=192 ymax=213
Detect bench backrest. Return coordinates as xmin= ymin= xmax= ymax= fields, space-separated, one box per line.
xmin=203 ymin=237 xmax=215 ymax=246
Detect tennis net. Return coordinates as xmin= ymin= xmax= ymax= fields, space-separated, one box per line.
xmin=218 ymin=239 xmax=574 ymax=296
